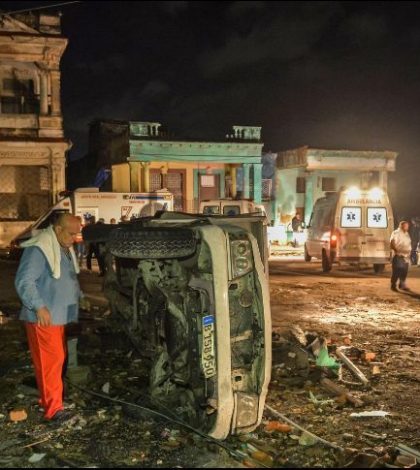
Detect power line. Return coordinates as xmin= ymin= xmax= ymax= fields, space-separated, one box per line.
xmin=4 ymin=1 xmax=81 ymax=16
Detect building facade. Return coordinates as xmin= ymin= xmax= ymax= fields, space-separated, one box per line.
xmin=274 ymin=147 xmax=398 ymax=226
xmin=89 ymin=120 xmax=265 ymax=212
xmin=0 ymin=12 xmax=70 ymax=247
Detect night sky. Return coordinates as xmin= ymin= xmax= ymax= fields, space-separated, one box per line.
xmin=2 ymin=1 xmax=420 ymax=217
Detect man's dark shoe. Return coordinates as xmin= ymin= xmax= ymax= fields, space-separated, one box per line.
xmin=48 ymin=410 xmax=74 ymax=425
xmin=391 ymin=285 xmax=398 ymax=292
xmin=400 ymin=286 xmax=411 ymax=292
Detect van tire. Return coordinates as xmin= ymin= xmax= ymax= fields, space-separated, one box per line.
xmin=304 ymin=245 xmax=312 ymax=262
xmin=374 ymin=264 xmax=385 ymax=274
xmin=322 ymin=250 xmax=332 ymax=273
xmin=110 ymin=227 xmax=196 ymax=259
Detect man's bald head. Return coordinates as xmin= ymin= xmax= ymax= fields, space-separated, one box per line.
xmin=53 ymin=213 xmax=81 ymax=248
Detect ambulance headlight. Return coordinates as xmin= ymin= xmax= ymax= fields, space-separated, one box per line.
xmin=368 ymin=187 xmax=383 ymax=199
xmin=346 ymin=186 xmax=361 ymax=198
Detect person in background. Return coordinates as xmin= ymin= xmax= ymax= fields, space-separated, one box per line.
xmin=110 ymin=218 xmax=116 ymax=224
xmin=409 ymin=218 xmax=419 ymax=266
xmin=291 ymin=213 xmax=305 ymax=247
xmin=74 ymin=216 xmax=85 ymax=267
xmin=390 ymin=221 xmax=412 ymax=292
xmin=85 ymin=216 xmax=96 ymax=274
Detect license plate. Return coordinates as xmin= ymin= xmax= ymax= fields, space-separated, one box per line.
xmin=202 ymin=315 xmax=217 ymax=379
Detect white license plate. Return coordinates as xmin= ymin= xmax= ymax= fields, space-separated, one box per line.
xmin=202 ymin=316 xmax=217 ymax=379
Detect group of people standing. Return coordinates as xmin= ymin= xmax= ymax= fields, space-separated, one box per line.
xmin=73 ymin=216 xmax=117 ymax=276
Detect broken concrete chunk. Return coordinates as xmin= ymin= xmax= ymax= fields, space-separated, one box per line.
xmin=9 ymin=409 xmax=27 ymax=422
xmin=350 ymin=411 xmax=390 ymax=418
xmin=299 ymin=432 xmax=318 ymax=447
xmin=394 ymin=455 xmax=417 ymax=468
xmin=371 ymin=365 xmax=381 ymax=376
xmin=251 ymin=451 xmax=274 ymax=466
xmin=363 ymin=352 xmax=377 ymax=362
xmin=28 ymin=453 xmax=46 ymax=464
xmin=290 ymin=325 xmax=308 ymax=346
xmin=265 ymin=421 xmax=292 ymax=433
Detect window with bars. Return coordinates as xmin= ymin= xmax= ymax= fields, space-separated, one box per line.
xmin=1 ymin=79 xmax=39 ymax=114
xmin=262 ymin=179 xmax=272 ymax=199
xmin=149 ymin=170 xmax=162 ymax=191
xmin=248 ymin=179 xmax=272 ymax=199
xmin=296 ymin=177 xmax=306 ymax=194
xmin=322 ymin=177 xmax=336 ymax=192
xmin=0 ymin=166 xmax=50 ymax=220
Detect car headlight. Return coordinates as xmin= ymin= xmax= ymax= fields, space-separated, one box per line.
xmin=231 ymin=239 xmax=253 ymax=278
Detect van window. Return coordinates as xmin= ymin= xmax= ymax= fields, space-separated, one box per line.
xmin=341 ymin=207 xmax=362 ymax=228
xmin=223 ymin=205 xmax=241 ymax=216
xmin=367 ymin=207 xmax=388 ymax=228
xmin=203 ymin=205 xmax=220 ymax=215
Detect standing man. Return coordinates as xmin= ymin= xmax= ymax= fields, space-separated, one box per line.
xmin=291 ymin=213 xmax=304 ymax=247
xmin=15 ymin=214 xmax=82 ymax=422
xmin=390 ymin=220 xmax=412 ymax=292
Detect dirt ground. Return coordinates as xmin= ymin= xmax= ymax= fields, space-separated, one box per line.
xmin=0 ymin=255 xmax=419 ymax=468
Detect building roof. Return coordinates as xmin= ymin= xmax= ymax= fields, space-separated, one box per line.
xmin=277 ymin=146 xmax=398 ymax=171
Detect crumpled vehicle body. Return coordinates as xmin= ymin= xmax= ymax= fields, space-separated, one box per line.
xmin=83 ymin=212 xmax=271 ymax=440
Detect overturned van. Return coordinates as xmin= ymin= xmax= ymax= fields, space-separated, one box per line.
xmin=82 ymin=211 xmax=271 ymax=440
xmin=305 ymin=187 xmax=394 ymax=273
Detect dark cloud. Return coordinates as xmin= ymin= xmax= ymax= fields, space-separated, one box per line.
xmin=340 ymin=13 xmax=389 ymax=46
xmin=200 ymin=2 xmax=341 ymax=76
xmin=159 ymin=1 xmax=188 ymax=15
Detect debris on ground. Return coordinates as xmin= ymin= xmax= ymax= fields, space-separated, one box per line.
xmin=0 ymin=258 xmax=419 ymax=468
xmin=350 ymin=411 xmax=391 ymax=419
xmin=9 ymin=409 xmax=28 ymax=422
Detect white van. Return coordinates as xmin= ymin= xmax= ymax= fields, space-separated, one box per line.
xmin=199 ymin=199 xmax=266 ymax=217
xmin=304 ymin=187 xmax=394 ymax=273
xmin=8 ymin=189 xmax=173 ymax=258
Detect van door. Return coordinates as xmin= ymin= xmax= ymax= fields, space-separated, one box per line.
xmin=363 ymin=206 xmax=390 ymax=260
xmin=338 ymin=206 xmax=364 ymax=259
xmin=307 ymin=202 xmax=333 ymax=258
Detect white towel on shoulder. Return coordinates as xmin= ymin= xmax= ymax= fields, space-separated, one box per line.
xmin=21 ymin=225 xmax=80 ymax=279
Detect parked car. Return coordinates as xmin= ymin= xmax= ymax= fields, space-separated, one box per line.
xmin=83 ymin=211 xmax=271 ymax=440
xmin=305 ymin=187 xmax=394 ymax=273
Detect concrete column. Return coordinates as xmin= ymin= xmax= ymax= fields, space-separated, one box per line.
xmin=50 ymin=70 xmax=61 ymax=115
xmin=253 ymin=163 xmax=262 ymax=204
xmin=231 ymin=165 xmax=237 ymax=198
xmin=304 ymin=173 xmax=314 ymax=226
xmin=361 ymin=172 xmax=370 ymax=190
xmin=379 ymin=170 xmax=387 ymax=190
xmin=274 ymin=168 xmax=282 ymax=226
xmin=51 ymin=158 xmax=65 ymax=202
xmin=243 ymin=163 xmax=251 ymax=199
xmin=40 ymin=71 xmax=49 ymax=115
xmin=141 ymin=162 xmax=150 ymax=192
xmin=129 ymin=162 xmax=140 ymax=192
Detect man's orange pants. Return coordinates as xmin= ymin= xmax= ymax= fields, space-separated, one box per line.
xmin=25 ymin=323 xmax=67 ymax=419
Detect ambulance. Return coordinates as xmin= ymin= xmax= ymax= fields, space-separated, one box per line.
xmin=304 ymin=187 xmax=394 ymax=273
xmin=8 ymin=188 xmax=173 ymax=258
